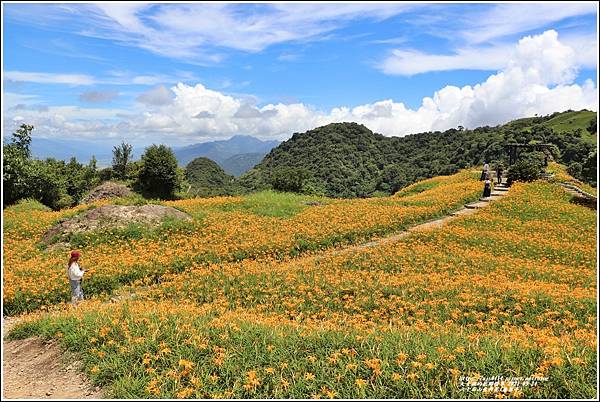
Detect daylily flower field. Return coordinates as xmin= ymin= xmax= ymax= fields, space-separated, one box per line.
xmin=4 ymin=169 xmax=596 ymax=398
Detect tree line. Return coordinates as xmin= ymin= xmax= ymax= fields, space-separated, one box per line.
xmin=3 ymin=124 xmax=182 ymax=209
xmin=3 ymin=110 xmax=596 ymax=209
xmin=240 ymin=112 xmax=597 ymax=198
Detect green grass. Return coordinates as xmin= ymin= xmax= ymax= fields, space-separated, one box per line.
xmin=506 ymin=110 xmax=596 ymax=144
xmin=395 ymin=180 xmax=443 ymax=197
xmin=9 ymin=305 xmax=595 ymax=399
xmin=541 ymin=110 xmax=596 ymax=139
xmin=213 ymin=190 xmax=332 ymax=218
xmin=6 ymin=198 xmax=52 ymax=213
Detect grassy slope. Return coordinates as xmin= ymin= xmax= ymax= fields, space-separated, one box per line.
xmin=3 ymin=170 xmax=482 ymax=314
xmin=9 ymin=176 xmax=596 ymax=398
xmin=541 ymin=110 xmax=596 ymax=137
xmin=506 ymin=110 xmax=596 ymax=140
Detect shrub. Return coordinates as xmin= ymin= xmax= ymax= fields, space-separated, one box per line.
xmin=580 ymin=151 xmax=597 ymax=187
xmin=507 ymin=156 xmax=544 ymax=185
xmin=26 ymin=160 xmax=68 ymax=210
xmin=567 ymin=162 xmax=583 ymax=179
xmin=136 ymin=145 xmax=181 ymax=199
xmin=98 ymin=167 xmax=114 ymax=182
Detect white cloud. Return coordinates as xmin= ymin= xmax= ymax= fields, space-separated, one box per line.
xmin=79 ymin=90 xmax=119 ymax=103
xmin=4 ymin=70 xmax=200 ymax=87
xmin=3 ymin=31 xmax=598 ymax=144
xmin=4 ymin=71 xmax=96 ymax=85
xmin=379 ymin=3 xmax=597 ymax=76
xmin=136 ymin=85 xmax=174 ymax=106
xmin=463 ymin=3 xmax=597 ymax=44
xmin=380 ymin=44 xmax=514 ymax=76
xmin=3 ymin=92 xmax=39 ymax=108
xmin=380 ymin=30 xmax=596 ymax=76
xmin=5 ymin=3 xmax=414 ymax=64
xmin=561 ymin=33 xmax=599 ymax=69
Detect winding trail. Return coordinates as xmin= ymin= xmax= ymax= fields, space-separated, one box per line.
xmin=333 ymin=181 xmax=511 ymax=254
xmin=2 ymin=317 xmax=103 ymax=399
xmin=2 ymin=180 xmax=511 ymax=399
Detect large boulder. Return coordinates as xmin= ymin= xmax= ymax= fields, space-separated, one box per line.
xmin=42 ymin=204 xmax=192 ymax=247
xmin=80 ymin=182 xmax=133 ymax=204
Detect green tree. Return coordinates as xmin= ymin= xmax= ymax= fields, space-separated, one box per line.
xmin=270 ymin=167 xmax=310 ymax=193
xmin=28 ymin=159 xmax=71 ymax=210
xmin=112 ymin=141 xmax=133 ymax=180
xmin=184 ymin=157 xmax=235 ymax=197
xmin=12 ymin=124 xmax=34 ymax=158
xmin=580 ymin=151 xmax=597 ymax=187
xmin=136 ymin=145 xmax=180 ymax=199
xmin=89 ymin=155 xmax=97 ymax=171
xmin=3 ymin=124 xmax=35 ymax=206
xmin=587 ymin=117 xmax=597 ymax=134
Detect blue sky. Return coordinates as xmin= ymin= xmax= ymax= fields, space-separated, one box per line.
xmin=2 ymin=2 xmax=598 ymax=146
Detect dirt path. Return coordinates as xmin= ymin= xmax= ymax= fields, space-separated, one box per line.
xmin=331 ymin=182 xmax=511 ymax=255
xmin=2 ymin=317 xmax=104 ymax=399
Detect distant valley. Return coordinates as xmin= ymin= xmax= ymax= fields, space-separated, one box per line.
xmin=173 ymin=135 xmax=279 ymax=176
xmin=27 ymin=135 xmax=280 ymax=176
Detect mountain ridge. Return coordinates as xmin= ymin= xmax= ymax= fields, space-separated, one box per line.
xmin=239 ymin=110 xmax=597 ymax=198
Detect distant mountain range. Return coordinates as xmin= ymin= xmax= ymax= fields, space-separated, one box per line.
xmin=173 ymin=135 xmax=280 ymax=175
xmin=26 ymin=135 xmax=279 ymax=175
xmin=220 ymin=152 xmax=268 ymax=177
xmin=29 ymin=138 xmax=133 ymax=167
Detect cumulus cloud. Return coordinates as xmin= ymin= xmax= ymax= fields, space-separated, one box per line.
xmin=234 ymin=103 xmax=278 ymax=119
xmin=380 ymin=30 xmax=597 ymax=76
xmin=193 ymin=111 xmax=216 ymax=119
xmin=136 ymin=85 xmax=175 ymax=106
xmin=79 ymin=90 xmax=119 ymax=103
xmin=3 ymin=30 xmax=597 ymax=143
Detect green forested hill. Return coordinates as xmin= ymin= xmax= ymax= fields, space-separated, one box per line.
xmin=184 ymin=157 xmax=236 ymax=196
xmin=239 ymin=110 xmax=597 ymax=198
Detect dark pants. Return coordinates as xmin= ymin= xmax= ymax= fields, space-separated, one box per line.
xmin=483 ymin=184 xmax=491 ymax=198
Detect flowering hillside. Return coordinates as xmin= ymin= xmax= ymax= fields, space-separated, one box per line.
xmin=6 ymin=172 xmax=596 ymax=398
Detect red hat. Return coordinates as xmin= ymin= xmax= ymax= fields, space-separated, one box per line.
xmin=70 ymin=251 xmax=81 ymax=258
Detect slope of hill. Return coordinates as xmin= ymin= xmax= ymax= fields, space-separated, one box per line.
xmin=220 ymin=152 xmax=267 ymax=176
xmin=240 ymin=110 xmax=597 ymax=198
xmin=5 ymin=171 xmax=595 ymax=398
xmin=541 ymin=110 xmax=596 ymax=140
xmin=174 ymin=135 xmax=279 ymax=167
xmin=506 ymin=109 xmax=596 ymax=140
xmin=184 ymin=157 xmax=235 ymax=196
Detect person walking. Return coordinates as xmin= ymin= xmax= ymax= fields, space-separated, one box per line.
xmin=495 ymin=163 xmax=504 ymax=184
xmin=67 ymin=250 xmax=85 ymax=306
xmin=482 ymin=176 xmax=492 ymax=199
xmin=480 ymin=162 xmax=490 ymax=181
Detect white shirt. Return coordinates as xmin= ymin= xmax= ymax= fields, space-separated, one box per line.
xmin=67 ymin=262 xmax=84 ymax=281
